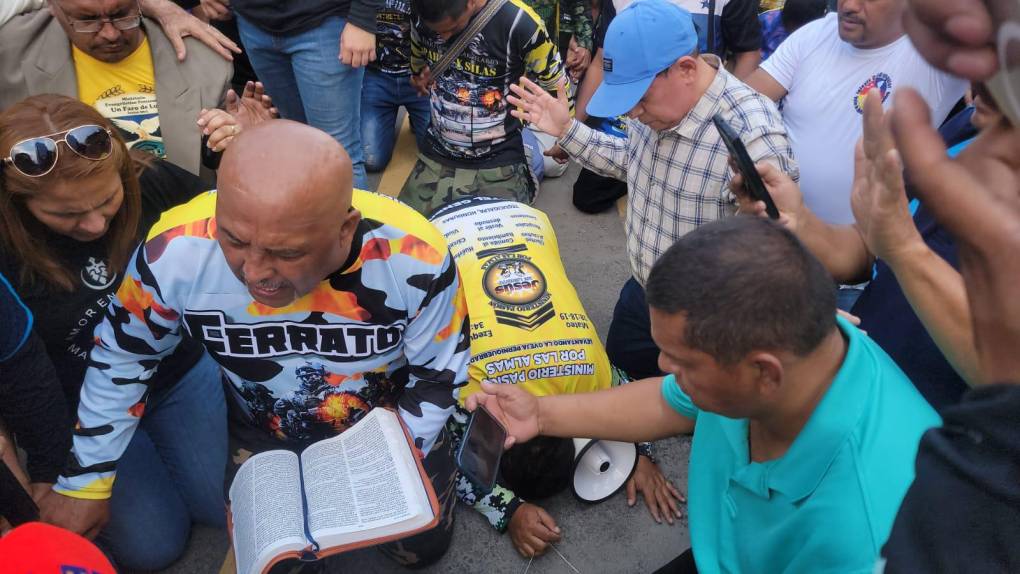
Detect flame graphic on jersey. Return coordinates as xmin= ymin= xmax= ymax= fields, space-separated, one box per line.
xmin=436 ymin=288 xmax=469 ymax=342
xmin=128 ymin=402 xmax=145 ymax=418
xmin=247 ymin=286 xmax=372 ymax=320
xmin=360 ymin=236 xmax=444 ymax=266
xmin=145 ymin=217 xmax=217 ymax=263
xmin=118 ymin=277 xmax=179 ymax=323
xmin=325 ymin=372 xmax=363 ymax=387
xmin=480 ymin=89 xmax=502 ymax=110
xmin=317 ymin=392 xmax=370 ymax=431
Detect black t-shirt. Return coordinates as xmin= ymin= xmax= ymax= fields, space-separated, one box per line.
xmin=880 ymin=384 xmax=1020 ymax=573
xmin=0 ymin=160 xmax=208 ymax=409
xmin=595 ymin=0 xmax=760 ymax=55
xmin=370 ymin=0 xmax=413 ymax=75
xmin=411 ymin=0 xmax=564 ymax=169
xmin=231 ymin=0 xmax=382 ymax=39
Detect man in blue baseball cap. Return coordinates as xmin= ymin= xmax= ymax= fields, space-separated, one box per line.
xmin=508 ymin=0 xmax=797 ymax=385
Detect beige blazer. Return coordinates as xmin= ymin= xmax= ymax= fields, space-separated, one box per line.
xmin=0 ymin=9 xmax=232 ymax=178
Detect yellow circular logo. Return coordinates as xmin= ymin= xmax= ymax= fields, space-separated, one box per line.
xmin=482 ymin=258 xmax=547 ymax=306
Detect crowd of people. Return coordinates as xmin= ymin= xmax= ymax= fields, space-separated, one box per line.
xmin=0 ymin=0 xmax=1017 ymax=572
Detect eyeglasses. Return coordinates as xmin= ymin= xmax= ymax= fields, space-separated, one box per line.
xmin=52 ymin=1 xmax=142 ymax=34
xmin=1 ymin=125 xmax=114 ymax=178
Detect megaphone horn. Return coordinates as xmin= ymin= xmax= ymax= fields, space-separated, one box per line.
xmin=571 ymin=438 xmax=638 ymax=504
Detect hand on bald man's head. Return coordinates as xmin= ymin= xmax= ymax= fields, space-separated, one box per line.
xmin=218 ymin=119 xmax=354 ymax=214
xmin=214 ymin=120 xmax=362 ymax=308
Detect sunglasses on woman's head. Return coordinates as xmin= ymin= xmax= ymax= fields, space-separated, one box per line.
xmin=0 ymin=125 xmax=114 ymax=178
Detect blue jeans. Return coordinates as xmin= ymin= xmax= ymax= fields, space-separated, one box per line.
xmin=361 ymin=68 xmax=430 ymax=172
xmin=99 ymin=353 xmax=227 ymax=571
xmin=235 ymin=14 xmax=368 ymax=188
xmin=606 ymin=277 xmax=665 ymax=380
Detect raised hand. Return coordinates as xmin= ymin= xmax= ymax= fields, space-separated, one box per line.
xmin=891 ymin=87 xmax=1020 ymax=383
xmin=227 ymin=81 xmax=279 ymax=127
xmin=507 ymin=77 xmax=572 ymax=139
xmin=849 ymin=89 xmax=924 ymax=265
xmin=464 ymin=383 xmax=541 ymax=449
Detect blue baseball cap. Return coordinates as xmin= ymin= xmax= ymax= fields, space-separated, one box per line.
xmin=587 ymin=0 xmax=700 ymax=118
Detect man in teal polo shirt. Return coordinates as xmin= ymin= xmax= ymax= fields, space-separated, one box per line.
xmin=467 ymin=216 xmax=940 ymax=573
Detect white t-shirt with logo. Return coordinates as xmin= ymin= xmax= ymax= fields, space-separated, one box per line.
xmin=761 ymin=14 xmax=967 ymax=224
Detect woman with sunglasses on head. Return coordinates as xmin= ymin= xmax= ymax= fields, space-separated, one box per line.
xmin=0 ymin=94 xmax=227 ymax=570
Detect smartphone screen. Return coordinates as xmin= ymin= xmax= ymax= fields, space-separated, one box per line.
xmin=986 ymin=0 xmax=1020 ymax=125
xmin=456 ymin=406 xmax=507 ymax=493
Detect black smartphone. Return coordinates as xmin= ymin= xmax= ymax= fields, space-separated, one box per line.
xmin=712 ymin=114 xmax=780 ymax=220
xmin=456 ymin=405 xmax=508 ymax=494
xmin=0 ymin=460 xmax=39 ymax=526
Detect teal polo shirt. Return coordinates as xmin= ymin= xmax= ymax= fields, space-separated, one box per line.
xmin=662 ymin=316 xmax=941 ymax=573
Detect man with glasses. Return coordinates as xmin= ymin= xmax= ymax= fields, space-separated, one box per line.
xmin=0 ymin=0 xmax=235 ymax=179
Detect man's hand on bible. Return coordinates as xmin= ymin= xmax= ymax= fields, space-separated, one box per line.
xmin=39 ymin=492 xmax=110 ymax=540
xmin=508 ymin=77 xmax=572 ymax=139
xmin=508 ymin=503 xmax=561 ymax=557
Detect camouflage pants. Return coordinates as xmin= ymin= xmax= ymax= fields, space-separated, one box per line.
xmin=397 ymin=154 xmax=536 ymax=217
xmin=226 ymin=424 xmax=458 ymax=572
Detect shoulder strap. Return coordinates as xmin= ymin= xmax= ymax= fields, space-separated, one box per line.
xmin=429 ymin=0 xmax=510 ymax=79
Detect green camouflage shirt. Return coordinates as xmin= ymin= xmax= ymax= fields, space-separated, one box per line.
xmin=524 ymin=0 xmax=594 ymax=51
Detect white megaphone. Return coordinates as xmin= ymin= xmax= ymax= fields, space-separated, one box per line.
xmin=571 ymin=438 xmax=638 ymax=503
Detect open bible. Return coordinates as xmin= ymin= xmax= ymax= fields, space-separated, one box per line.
xmin=227 ymin=408 xmax=440 ymax=574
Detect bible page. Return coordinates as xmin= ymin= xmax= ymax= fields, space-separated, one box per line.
xmin=229 ymin=450 xmax=307 ymax=574
xmin=302 ymin=408 xmax=433 ymax=545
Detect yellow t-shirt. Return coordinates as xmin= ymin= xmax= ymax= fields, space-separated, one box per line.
xmin=74 ymin=37 xmax=164 ymax=158
xmin=429 ymin=197 xmax=617 ymax=404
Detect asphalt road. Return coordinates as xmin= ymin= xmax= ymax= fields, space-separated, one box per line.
xmin=162 ymin=163 xmax=693 ymax=574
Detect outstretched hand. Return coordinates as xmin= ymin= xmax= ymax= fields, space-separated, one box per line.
xmin=849 ymin=89 xmax=924 ymax=265
xmin=464 ymin=382 xmax=541 ymax=449
xmin=891 ymin=87 xmax=1020 ymax=384
xmin=508 ymin=77 xmax=572 ymax=139
xmin=140 ymin=0 xmax=240 ymax=61
xmin=227 ymin=81 xmax=279 ymax=127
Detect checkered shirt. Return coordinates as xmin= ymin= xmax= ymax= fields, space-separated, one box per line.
xmin=559 ymin=56 xmax=798 ymax=286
